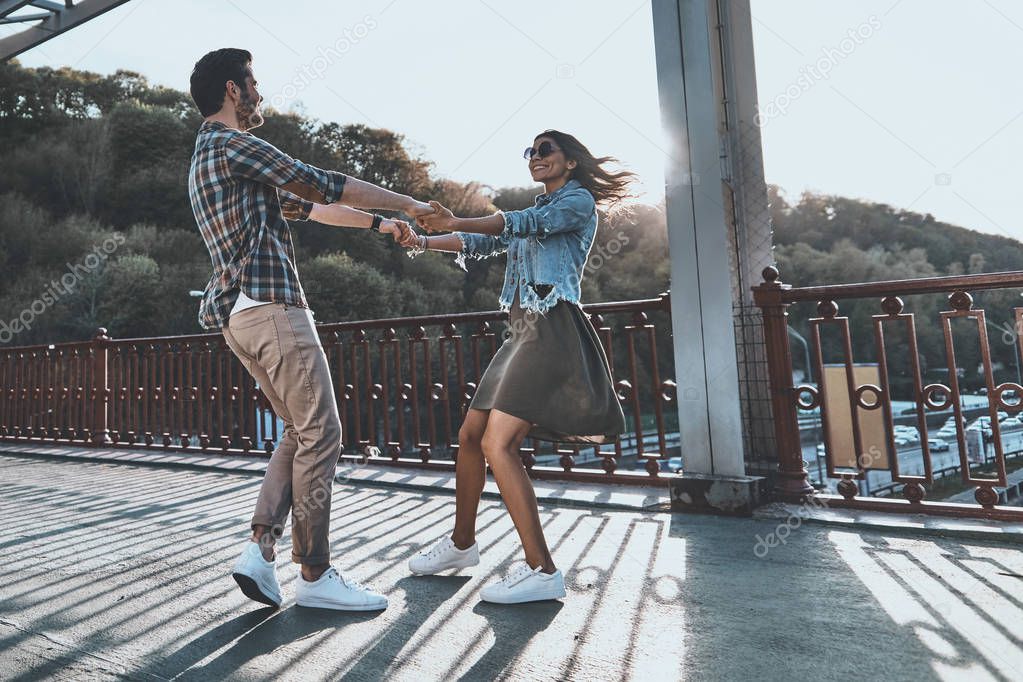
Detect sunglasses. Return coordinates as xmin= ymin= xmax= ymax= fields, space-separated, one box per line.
xmin=523 ymin=141 xmax=562 ymax=160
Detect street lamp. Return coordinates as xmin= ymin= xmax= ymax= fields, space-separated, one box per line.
xmin=788 ymin=326 xmax=812 ymax=384
xmin=788 ymin=325 xmax=823 ymax=485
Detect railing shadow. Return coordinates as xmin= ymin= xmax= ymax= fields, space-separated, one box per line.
xmin=678 ymin=509 xmax=1023 ymax=679
xmin=460 ymin=601 xmax=565 ymax=681
xmin=4 ymin=453 xmax=683 ymax=679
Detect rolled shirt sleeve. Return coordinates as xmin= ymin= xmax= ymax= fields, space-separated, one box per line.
xmin=278 ymin=190 xmax=314 ymax=222
xmin=501 ymin=188 xmax=595 ymax=239
xmin=224 ymin=132 xmax=346 ymax=204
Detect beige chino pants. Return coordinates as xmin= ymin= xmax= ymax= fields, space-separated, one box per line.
xmin=222 ymin=302 xmax=342 ymax=565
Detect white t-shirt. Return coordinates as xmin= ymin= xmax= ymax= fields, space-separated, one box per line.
xmin=230 ymin=289 xmax=316 ymax=327
xmin=231 ymin=289 xmax=272 ymax=317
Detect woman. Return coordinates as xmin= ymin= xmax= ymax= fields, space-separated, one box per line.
xmin=403 ymin=130 xmax=633 ymax=604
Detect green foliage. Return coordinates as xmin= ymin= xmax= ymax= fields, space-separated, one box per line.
xmin=0 ymin=61 xmax=669 ymax=344
xmin=301 ymin=252 xmax=401 ymax=322
xmin=769 ymin=185 xmax=1023 ymax=278
xmin=770 ymin=186 xmax=1023 ymax=398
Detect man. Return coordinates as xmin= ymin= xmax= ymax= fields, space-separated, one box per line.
xmin=188 ymin=48 xmax=432 ymax=611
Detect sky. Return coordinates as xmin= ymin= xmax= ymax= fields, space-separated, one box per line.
xmin=5 ymin=0 xmax=1023 ymax=241
xmin=749 ymin=0 xmax=1023 ymax=242
xmin=5 ymin=0 xmax=667 ymax=199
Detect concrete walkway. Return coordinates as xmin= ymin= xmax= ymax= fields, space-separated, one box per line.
xmin=0 ymin=454 xmax=1022 ymax=680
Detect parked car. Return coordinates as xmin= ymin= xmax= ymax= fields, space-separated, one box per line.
xmin=967 ymin=423 xmax=992 ymax=438
xmin=929 ymin=438 xmax=950 ymax=452
xmin=662 ymin=457 xmax=683 ymax=473
xmin=1001 ymin=417 xmax=1022 ymax=428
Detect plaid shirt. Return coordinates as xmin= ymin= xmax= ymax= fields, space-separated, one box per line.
xmin=188 ymin=120 xmax=346 ymax=329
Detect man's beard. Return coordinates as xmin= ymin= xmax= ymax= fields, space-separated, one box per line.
xmin=237 ymin=93 xmax=264 ymax=130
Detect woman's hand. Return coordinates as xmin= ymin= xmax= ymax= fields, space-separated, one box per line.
xmin=416 ymin=200 xmax=456 ymax=233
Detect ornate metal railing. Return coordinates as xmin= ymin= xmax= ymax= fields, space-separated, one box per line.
xmin=0 ymin=295 xmax=678 ymax=485
xmin=753 ymin=266 xmax=1023 ymax=520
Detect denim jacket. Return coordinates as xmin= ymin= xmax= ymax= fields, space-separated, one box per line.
xmin=453 ymin=179 xmax=598 ymax=314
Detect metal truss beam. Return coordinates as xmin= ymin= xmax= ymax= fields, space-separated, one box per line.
xmin=0 ymin=0 xmax=132 ymax=61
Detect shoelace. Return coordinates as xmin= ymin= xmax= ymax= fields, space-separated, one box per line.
xmin=500 ymin=562 xmax=537 ymax=587
xmin=326 ymin=568 xmax=367 ymax=591
xmin=422 ymin=538 xmax=452 ymax=560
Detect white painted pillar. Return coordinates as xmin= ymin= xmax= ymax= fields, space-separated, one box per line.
xmin=651 ymin=0 xmax=746 ymax=476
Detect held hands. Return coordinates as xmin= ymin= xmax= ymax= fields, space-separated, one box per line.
xmin=403 ymin=198 xmax=435 ymax=223
xmin=382 ymin=197 xmax=457 ymax=257
xmin=379 ymin=218 xmax=413 ymax=243
xmin=396 ymin=223 xmax=422 ymax=248
xmin=415 ymin=200 xmax=455 ymax=233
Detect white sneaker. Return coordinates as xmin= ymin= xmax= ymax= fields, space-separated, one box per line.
xmin=409 ymin=536 xmax=480 ymax=575
xmin=232 ymin=542 xmax=282 ymax=608
xmin=295 ymin=567 xmax=388 ymax=611
xmin=479 ymin=562 xmax=567 ymax=604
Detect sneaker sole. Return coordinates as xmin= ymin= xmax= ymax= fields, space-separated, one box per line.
xmin=232 ymin=572 xmax=281 ymax=608
xmin=480 ymin=587 xmax=567 ymax=605
xmin=409 ymin=558 xmax=480 ymax=576
xmin=295 ymin=596 xmax=388 ymax=611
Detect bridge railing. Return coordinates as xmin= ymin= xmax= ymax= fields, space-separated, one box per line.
xmin=0 ymin=294 xmax=678 ymax=485
xmin=753 ymin=266 xmax=1023 ymax=520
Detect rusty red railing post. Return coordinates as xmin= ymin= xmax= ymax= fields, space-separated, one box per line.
xmin=753 ymin=266 xmax=814 ymax=502
xmin=90 ymin=327 xmax=112 ymax=445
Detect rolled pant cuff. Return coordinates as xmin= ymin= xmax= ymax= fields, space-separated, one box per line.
xmin=292 ymin=551 xmax=331 ymax=565
xmin=250 ymin=517 xmax=285 ymax=537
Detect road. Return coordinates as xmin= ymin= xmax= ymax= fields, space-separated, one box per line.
xmin=803 ymin=423 xmax=1023 ymax=496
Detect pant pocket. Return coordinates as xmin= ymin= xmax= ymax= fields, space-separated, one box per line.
xmin=227 ymin=314 xmax=283 ymax=371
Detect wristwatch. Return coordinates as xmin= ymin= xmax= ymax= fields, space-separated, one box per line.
xmin=370 ymin=214 xmax=384 ymax=232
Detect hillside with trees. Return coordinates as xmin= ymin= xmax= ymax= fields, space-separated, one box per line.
xmin=2 ymin=57 xmax=1021 ymax=388
xmin=0 ymin=61 xmax=669 ymax=345
xmin=769 ymin=186 xmax=1023 ymax=394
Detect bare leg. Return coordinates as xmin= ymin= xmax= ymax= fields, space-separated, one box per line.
xmin=481 ymin=409 xmax=556 ymax=573
xmin=301 ymin=563 xmax=329 ymax=581
xmin=451 ymin=408 xmax=490 ymax=549
xmin=251 ymin=524 xmax=276 ymax=561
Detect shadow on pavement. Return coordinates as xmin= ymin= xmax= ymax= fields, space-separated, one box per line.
xmin=340 ymin=575 xmax=472 ymax=678
xmin=458 ymin=600 xmax=565 ymax=681
xmin=171 ymin=603 xmax=385 ymax=679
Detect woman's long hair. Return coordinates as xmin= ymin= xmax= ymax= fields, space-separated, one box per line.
xmin=537 ymin=129 xmax=636 ymax=208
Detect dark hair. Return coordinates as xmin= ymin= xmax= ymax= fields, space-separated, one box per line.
xmin=536 ymin=129 xmax=636 ymax=208
xmin=189 ymin=48 xmax=253 ymax=117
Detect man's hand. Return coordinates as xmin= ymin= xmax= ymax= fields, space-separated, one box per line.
xmin=402 ymin=197 xmax=435 ymax=222
xmin=380 ymin=218 xmax=413 ymax=244
xmin=416 ymin=200 xmax=456 ymax=233
xmin=396 ymin=223 xmax=422 ymax=249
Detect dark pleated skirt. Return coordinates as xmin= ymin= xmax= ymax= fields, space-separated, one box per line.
xmin=469 ymin=294 xmax=626 ymax=443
